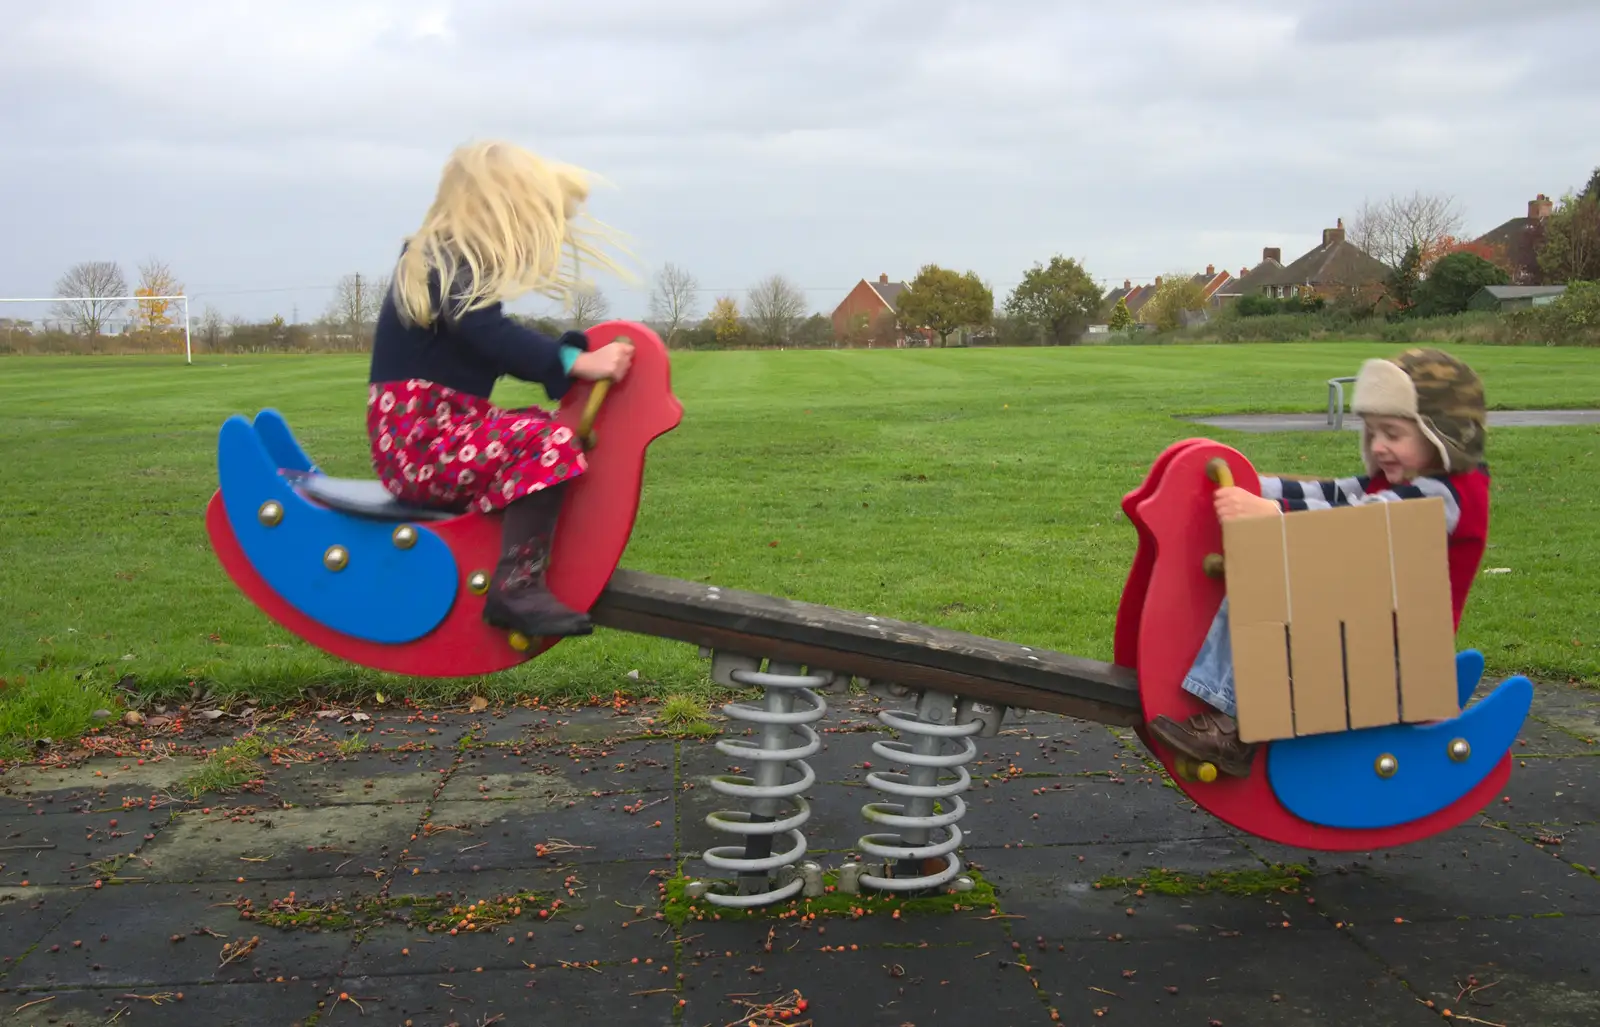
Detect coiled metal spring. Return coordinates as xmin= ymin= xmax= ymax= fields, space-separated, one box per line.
xmin=857 ymin=688 xmax=982 ymax=892
xmin=699 ymin=658 xmax=830 ymax=907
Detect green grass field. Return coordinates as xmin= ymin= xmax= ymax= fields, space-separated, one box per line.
xmin=3 ymin=343 xmax=1597 ymax=753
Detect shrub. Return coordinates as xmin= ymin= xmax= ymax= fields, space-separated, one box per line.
xmin=1414 ymin=252 xmax=1510 ymax=317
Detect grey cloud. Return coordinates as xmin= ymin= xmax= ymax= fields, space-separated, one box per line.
xmin=1292 ymin=0 xmax=1595 ymax=42
xmin=1 ymin=0 xmax=1595 ymax=322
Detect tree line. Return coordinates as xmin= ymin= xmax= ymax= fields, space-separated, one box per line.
xmin=12 ymin=166 xmax=1597 ymax=356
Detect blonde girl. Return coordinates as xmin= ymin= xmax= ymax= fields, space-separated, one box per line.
xmin=367 ymin=140 xmax=634 ymax=638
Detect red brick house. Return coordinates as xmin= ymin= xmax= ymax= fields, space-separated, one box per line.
xmin=1472 ymin=194 xmax=1553 ymax=284
xmin=831 ymin=273 xmax=931 ymax=345
xmin=1190 ymin=264 xmax=1233 ymax=302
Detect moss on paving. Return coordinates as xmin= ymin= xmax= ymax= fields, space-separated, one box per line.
xmin=179 ymin=733 xmax=271 ymax=798
xmin=1093 ymin=863 xmax=1311 ymax=897
xmin=238 ymin=888 xmax=555 ymax=935
xmin=659 ymin=869 xmax=998 ymax=928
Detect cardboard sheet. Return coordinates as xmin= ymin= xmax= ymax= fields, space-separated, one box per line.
xmin=1221 ymin=498 xmax=1460 ymax=743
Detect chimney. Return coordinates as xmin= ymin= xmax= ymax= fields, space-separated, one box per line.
xmin=1529 ymin=194 xmax=1553 ymax=220
xmin=1205 ymin=264 xmax=1215 ymax=276
xmin=879 ymin=273 xmax=888 ymax=285
xmin=1154 ymin=276 xmax=1163 ymax=288
xmin=1240 ymin=266 xmax=1248 ymax=277
xmin=1123 ymin=278 xmax=1131 ymax=290
xmin=1264 ymin=247 xmax=1281 ymax=263
xmin=1322 ymin=218 xmax=1346 ymax=247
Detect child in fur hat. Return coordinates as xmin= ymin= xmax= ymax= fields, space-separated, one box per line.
xmin=1148 ymin=348 xmax=1491 ymax=777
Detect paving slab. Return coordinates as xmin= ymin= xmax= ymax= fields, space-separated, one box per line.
xmin=138 ymin=805 xmax=420 ymax=884
xmin=1498 ymin=755 xmax=1600 ymax=825
xmin=978 ymin=839 xmax=1330 ymax=950
xmin=1297 ymin=821 xmax=1600 ymax=921
xmin=322 ymin=964 xmax=678 ymax=1025
xmin=5 ymin=700 xmax=1600 ymax=1023
xmin=3 ymin=882 xmax=353 ymax=991
xmin=0 ymin=813 xmax=167 ymax=889
xmin=257 ymin=747 xmax=454 ymax=808
xmin=409 ymin=796 xmax=674 ymax=872
xmin=448 ymin=735 xmax=674 ymax=798
xmin=0 ymin=757 xmax=197 ymax=817
xmin=343 ymin=862 xmax=673 ymax=976
xmin=0 ymin=887 xmax=84 ymax=977
xmin=1350 ymin=914 xmax=1600 ymax=1027
xmin=680 ymin=944 xmax=1049 ymax=1026
xmin=0 ymin=980 xmax=325 ymax=1027
xmin=1037 ymin=931 xmax=1436 ymax=1026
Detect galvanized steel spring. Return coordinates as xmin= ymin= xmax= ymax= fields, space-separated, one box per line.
xmin=699 ymin=660 xmax=830 ymax=908
xmin=857 ymin=689 xmax=982 ymax=892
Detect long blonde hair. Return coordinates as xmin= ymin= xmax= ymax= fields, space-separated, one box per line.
xmin=393 ymin=140 xmax=631 ymax=327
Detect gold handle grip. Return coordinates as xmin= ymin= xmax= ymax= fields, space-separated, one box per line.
xmin=1206 ymin=456 xmax=1234 ymax=490
xmin=577 ymin=378 xmax=611 ymax=448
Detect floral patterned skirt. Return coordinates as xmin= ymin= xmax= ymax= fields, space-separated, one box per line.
xmin=367 ymin=379 xmax=587 ymax=514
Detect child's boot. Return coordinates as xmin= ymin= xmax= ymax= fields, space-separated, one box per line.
xmin=482 ymin=485 xmax=593 ymax=638
xmin=1147 ymin=712 xmax=1257 ymax=778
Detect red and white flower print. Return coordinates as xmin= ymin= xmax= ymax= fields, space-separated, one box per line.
xmin=366 ymin=378 xmax=585 ymax=514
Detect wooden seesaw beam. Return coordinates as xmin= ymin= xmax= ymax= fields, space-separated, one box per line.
xmin=588 ymin=569 xmax=1144 ymax=727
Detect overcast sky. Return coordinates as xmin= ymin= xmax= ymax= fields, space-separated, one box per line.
xmin=2 ymin=0 xmax=1596 ymax=324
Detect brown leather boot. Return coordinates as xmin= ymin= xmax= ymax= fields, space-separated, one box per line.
xmin=481 ymin=486 xmax=593 ymax=638
xmin=1147 ymin=712 xmax=1257 ymax=778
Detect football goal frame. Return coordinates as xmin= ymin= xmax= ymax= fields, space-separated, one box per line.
xmin=0 ymin=294 xmax=193 ymax=363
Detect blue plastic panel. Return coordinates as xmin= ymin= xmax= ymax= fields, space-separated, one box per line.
xmin=1454 ymin=648 xmax=1485 ymax=708
xmin=252 ymin=409 xmax=317 ymax=474
xmin=1267 ymin=652 xmax=1532 ymax=830
xmin=216 ymin=415 xmax=458 ymax=644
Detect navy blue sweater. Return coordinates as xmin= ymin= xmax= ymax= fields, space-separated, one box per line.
xmin=368 ymin=272 xmax=588 ymax=402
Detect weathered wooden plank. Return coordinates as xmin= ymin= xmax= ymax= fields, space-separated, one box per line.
xmin=589 ymin=570 xmax=1144 ymax=726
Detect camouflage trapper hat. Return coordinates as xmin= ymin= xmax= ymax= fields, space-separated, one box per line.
xmin=1351 ymin=347 xmax=1487 ymax=475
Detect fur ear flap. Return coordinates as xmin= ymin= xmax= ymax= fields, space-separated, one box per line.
xmin=1351 ymin=358 xmax=1417 ymax=418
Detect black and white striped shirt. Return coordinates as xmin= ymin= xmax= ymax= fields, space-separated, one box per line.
xmin=1261 ymin=474 xmax=1463 ymax=535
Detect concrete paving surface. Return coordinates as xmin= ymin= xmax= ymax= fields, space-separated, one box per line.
xmin=3 ymin=683 xmax=1599 ymax=1026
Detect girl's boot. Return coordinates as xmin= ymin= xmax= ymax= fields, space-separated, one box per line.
xmin=482 ymin=485 xmax=593 ymax=638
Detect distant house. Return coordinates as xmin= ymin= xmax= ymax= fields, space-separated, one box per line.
xmin=1189 ymin=264 xmax=1233 ymax=303
xmin=1125 ymin=278 xmax=1160 ymax=319
xmin=1104 ymin=279 xmax=1137 ymax=309
xmin=1250 ymin=220 xmax=1388 ymax=299
xmin=1467 ymin=284 xmax=1567 ymax=311
xmin=1107 ymin=266 xmax=1230 ymax=324
xmin=1472 ymin=194 xmax=1553 ymax=284
xmin=1210 ymin=248 xmax=1284 ymax=307
xmin=831 ymin=273 xmax=932 ymax=345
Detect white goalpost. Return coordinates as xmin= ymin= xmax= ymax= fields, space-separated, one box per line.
xmin=0 ymin=294 xmax=194 ymax=363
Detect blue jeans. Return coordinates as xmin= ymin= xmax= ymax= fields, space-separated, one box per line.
xmin=1182 ymin=597 xmax=1237 ymax=718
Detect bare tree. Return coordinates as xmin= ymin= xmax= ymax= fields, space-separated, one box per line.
xmin=568 ymin=282 xmax=610 ymax=328
xmin=198 ymin=304 xmax=227 ymax=352
xmin=745 ymin=274 xmax=807 ymax=347
xmin=52 ymin=261 xmax=128 ymax=335
xmin=327 ymin=273 xmax=389 ymax=337
xmin=1347 ymin=191 xmax=1467 ymax=268
xmin=648 ymin=262 xmax=701 ymax=345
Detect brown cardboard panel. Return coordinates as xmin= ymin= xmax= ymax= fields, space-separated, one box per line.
xmin=1330 ymin=508 xmax=1402 ymax=730
xmin=1222 ymin=514 xmax=1294 ymax=742
xmin=1386 ymin=499 xmax=1461 ymax=721
xmin=1221 ymin=496 xmax=1460 ymax=743
xmin=1283 ymin=505 xmax=1394 ymax=736
xmin=1231 ymin=622 xmax=1295 ymax=742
